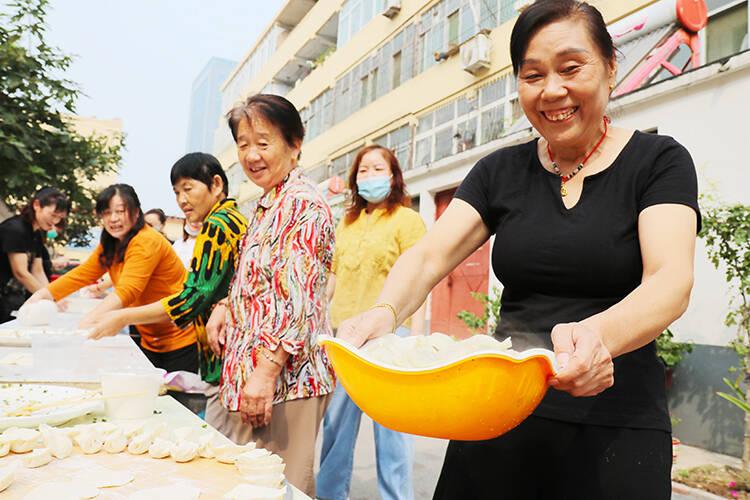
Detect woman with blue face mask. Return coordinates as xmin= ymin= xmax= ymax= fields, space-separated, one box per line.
xmin=317 ymin=145 xmax=427 ymax=500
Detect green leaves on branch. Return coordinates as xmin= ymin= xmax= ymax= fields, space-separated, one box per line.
xmin=457 ymin=286 xmax=502 ymax=335
xmin=0 ymin=0 xmax=124 ymax=246
xmin=717 ymin=375 xmax=750 ymax=415
xmin=656 ymin=328 xmax=693 ymax=369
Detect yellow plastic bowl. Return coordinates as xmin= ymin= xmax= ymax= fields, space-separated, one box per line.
xmin=319 ymin=335 xmax=557 ymax=441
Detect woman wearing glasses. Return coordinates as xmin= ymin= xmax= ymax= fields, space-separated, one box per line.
xmin=25 ymin=183 xmax=197 ymax=373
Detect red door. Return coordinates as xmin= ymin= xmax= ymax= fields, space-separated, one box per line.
xmin=430 ymin=188 xmax=490 ymax=339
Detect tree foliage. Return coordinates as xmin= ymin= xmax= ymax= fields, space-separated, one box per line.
xmin=655 ymin=327 xmax=693 ymax=369
xmin=701 ymin=201 xmax=750 ymax=356
xmin=701 ymin=198 xmax=750 ymax=468
xmin=457 ymin=286 xmax=502 ymax=335
xmin=0 ymin=0 xmax=123 ymax=245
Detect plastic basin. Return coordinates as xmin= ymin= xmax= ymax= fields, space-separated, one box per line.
xmin=319 ymin=335 xmax=557 ymax=441
xmin=100 ymin=369 xmax=166 ymax=420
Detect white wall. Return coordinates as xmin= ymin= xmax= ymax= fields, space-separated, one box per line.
xmin=612 ymin=54 xmax=750 ymax=346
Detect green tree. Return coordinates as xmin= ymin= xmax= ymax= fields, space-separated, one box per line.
xmin=0 ymin=0 xmax=123 ymax=245
xmin=701 ymin=200 xmax=750 ymax=468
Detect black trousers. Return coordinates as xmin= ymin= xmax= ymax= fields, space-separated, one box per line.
xmin=433 ymin=415 xmax=671 ymax=500
xmin=139 ymin=341 xmax=199 ymax=374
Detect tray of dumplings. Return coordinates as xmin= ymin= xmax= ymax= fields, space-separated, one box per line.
xmin=0 ymin=420 xmax=291 ymax=499
xmin=0 ymin=384 xmax=103 ymax=430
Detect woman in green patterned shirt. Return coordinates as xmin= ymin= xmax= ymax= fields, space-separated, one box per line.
xmin=89 ymin=153 xmax=248 ymax=424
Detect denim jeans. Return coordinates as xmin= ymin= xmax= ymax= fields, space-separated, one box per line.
xmin=316 ymin=329 xmax=415 ymax=500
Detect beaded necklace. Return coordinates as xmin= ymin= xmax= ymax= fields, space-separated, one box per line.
xmin=546 ymin=117 xmax=609 ymax=197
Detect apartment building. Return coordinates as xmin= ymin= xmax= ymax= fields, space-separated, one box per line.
xmin=214 ymin=0 xmax=749 ymax=455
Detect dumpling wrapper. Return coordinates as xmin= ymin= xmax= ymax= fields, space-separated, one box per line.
xmin=25 ymin=481 xmax=99 ymax=499
xmin=127 ymin=484 xmax=200 ymax=500
xmin=224 ymin=483 xmax=286 ymax=500
xmin=75 ymin=467 xmax=135 ymax=488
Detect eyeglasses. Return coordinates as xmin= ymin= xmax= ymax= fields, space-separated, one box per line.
xmin=100 ymin=209 xmax=128 ymax=220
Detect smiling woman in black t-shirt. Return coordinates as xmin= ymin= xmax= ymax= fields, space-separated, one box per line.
xmin=336 ymin=1 xmax=700 ymax=499
xmin=0 ymin=187 xmax=70 ymax=322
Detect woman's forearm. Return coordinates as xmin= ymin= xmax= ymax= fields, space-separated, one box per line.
xmin=117 ymin=302 xmax=170 ymax=326
xmin=409 ymin=300 xmax=427 ymax=335
xmin=81 ymin=292 xmax=124 ymax=324
xmin=583 ymin=265 xmax=693 ymax=359
xmin=15 ymin=270 xmax=45 ymax=294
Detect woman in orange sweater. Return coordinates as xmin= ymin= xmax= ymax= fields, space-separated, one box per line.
xmin=27 ymin=184 xmax=197 ymax=373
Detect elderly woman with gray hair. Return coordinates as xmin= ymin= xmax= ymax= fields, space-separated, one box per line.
xmin=206 ymin=94 xmax=336 ymax=495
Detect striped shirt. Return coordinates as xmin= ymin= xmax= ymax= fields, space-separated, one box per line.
xmin=220 ymin=168 xmax=336 ymax=410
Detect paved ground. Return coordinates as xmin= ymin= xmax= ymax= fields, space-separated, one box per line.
xmin=313 ymin=414 xmax=447 ymax=500
xmin=315 ymin=417 xmax=740 ymax=499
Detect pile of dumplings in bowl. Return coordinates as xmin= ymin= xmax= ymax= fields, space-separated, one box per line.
xmin=357 ymin=332 xmax=517 ymax=370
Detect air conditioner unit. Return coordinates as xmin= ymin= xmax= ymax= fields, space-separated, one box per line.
xmin=460 ymin=33 xmax=491 ymax=75
xmin=382 ymin=0 xmax=401 ymax=19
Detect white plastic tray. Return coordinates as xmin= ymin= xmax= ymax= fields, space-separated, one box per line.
xmin=0 ymin=383 xmax=103 ymax=429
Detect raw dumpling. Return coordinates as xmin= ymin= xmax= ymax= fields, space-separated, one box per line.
xmin=3 ymin=427 xmax=41 ymax=453
xmin=127 ymin=431 xmax=153 ymax=455
xmin=215 ymin=442 xmax=256 ymax=464
xmin=223 ymin=483 xmax=286 ymax=500
xmin=0 ymin=464 xmax=16 ymax=492
xmin=89 ymin=422 xmax=119 ymax=437
xmin=170 ymin=440 xmax=199 ymax=463
xmin=0 ymin=439 xmax=9 ymax=457
xmin=198 ymin=434 xmax=219 ymax=459
xmin=172 ymin=426 xmax=195 ymax=442
xmin=40 ymin=424 xmax=74 ymax=459
xmin=103 ymin=429 xmax=127 ymax=454
xmin=240 ymin=462 xmax=285 ymax=477
xmin=242 ymin=473 xmax=286 ymax=488
xmin=148 ymin=438 xmax=173 ymax=459
xmin=23 ymin=447 xmax=53 ymax=468
xmin=75 ymin=429 xmax=104 ymax=454
xmin=120 ymin=421 xmax=145 ymax=439
xmin=235 ymin=449 xmax=283 ymax=476
xmin=459 ymin=334 xmax=512 ymax=352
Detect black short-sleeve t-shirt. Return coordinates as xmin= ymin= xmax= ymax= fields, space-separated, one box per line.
xmin=455 ymin=131 xmax=700 ymax=431
xmin=0 ymin=215 xmax=45 ymax=289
